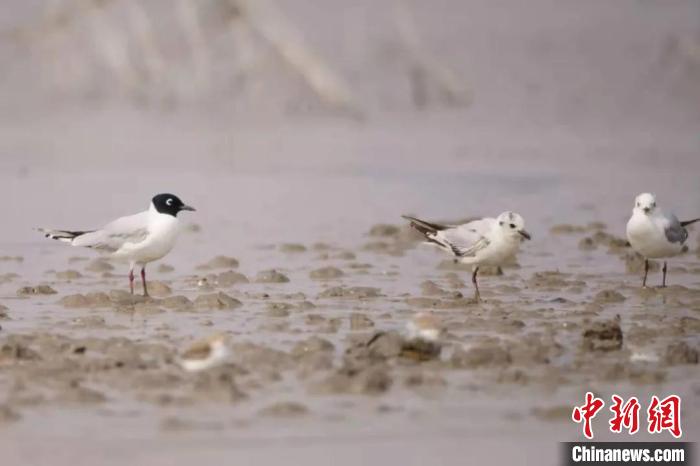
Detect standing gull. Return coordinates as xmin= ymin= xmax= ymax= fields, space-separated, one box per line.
xmin=403 ymin=212 xmax=531 ymax=301
xmin=41 ymin=193 xmax=195 ymax=296
xmin=626 ymin=192 xmax=699 ymax=287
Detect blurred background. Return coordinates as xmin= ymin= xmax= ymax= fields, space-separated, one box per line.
xmin=1 ymin=3 xmax=700 ymax=464
xmin=0 ymin=0 xmax=699 ymax=251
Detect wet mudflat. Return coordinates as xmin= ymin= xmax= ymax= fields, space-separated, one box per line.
xmin=1 ymin=0 xmax=700 ymax=462
xmin=1 ymin=155 xmax=699 ymax=465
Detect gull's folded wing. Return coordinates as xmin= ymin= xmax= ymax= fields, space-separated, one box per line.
xmin=66 ymin=211 xmax=150 ymax=252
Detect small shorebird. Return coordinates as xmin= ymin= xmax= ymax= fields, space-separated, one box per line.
xmin=41 ymin=193 xmax=195 ymax=296
xmin=405 ymin=312 xmax=443 ymax=342
xmin=626 ymin=192 xmax=699 ymax=287
xmin=403 ymin=212 xmax=531 ymax=301
xmin=178 ymin=334 xmax=230 ymax=372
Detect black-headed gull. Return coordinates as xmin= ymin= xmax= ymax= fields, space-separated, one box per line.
xmin=403 ymin=212 xmax=531 ymax=301
xmin=41 ymin=193 xmax=195 ymax=296
xmin=626 ymin=192 xmax=699 ymax=287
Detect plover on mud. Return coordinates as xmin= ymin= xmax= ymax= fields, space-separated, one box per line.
xmin=405 ymin=312 xmax=443 ymax=342
xmin=178 ymin=334 xmax=230 ymax=372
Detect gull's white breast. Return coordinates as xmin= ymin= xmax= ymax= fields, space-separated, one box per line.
xmin=462 ymin=230 xmax=521 ymax=266
xmin=112 ymin=210 xmax=180 ymax=265
xmin=626 ymin=213 xmax=683 ymax=258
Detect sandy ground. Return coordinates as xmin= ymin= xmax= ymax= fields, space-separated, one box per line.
xmin=1 ymin=0 xmax=700 ymax=465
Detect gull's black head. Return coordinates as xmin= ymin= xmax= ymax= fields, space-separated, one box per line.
xmin=151 ymin=193 xmax=196 ymax=217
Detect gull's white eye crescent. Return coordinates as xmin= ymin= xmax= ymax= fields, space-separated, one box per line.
xmin=166 ymin=198 xmax=173 ymax=206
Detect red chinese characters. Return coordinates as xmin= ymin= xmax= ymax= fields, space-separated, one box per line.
xmin=572 ymin=393 xmax=683 ymax=439
xmin=647 ymin=395 xmax=682 ymax=438
xmin=609 ymin=395 xmax=640 ymax=434
xmin=572 ymin=392 xmax=605 ymax=439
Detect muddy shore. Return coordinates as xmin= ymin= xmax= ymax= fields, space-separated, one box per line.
xmin=1 ymin=0 xmax=700 ymax=464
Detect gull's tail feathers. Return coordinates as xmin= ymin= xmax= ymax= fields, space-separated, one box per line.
xmin=401 ymin=215 xmax=450 ymax=237
xmin=680 ymin=218 xmax=700 ymax=228
xmin=38 ymin=228 xmax=94 ymax=244
xmin=402 ymin=215 xmax=452 ymax=249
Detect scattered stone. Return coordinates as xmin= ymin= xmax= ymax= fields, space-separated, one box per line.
xmin=318 ymin=286 xmax=381 ymax=299
xmin=0 ymin=341 xmax=40 ymax=362
xmin=109 ymin=290 xmax=148 ymax=306
xmin=443 ymin=272 xmax=466 ymax=288
xmin=17 ymin=285 xmax=57 ymax=296
xmin=259 ymin=401 xmax=309 ymax=417
xmin=350 ymin=313 xmax=375 ymax=330
xmin=344 ymin=332 xmax=405 ymax=362
xmin=217 ymin=271 xmax=249 ymax=286
xmin=145 ymin=281 xmax=171 ymax=297
xmin=58 ymin=383 xmax=106 ymax=403
xmin=591 ymin=231 xmax=629 ymax=251
xmin=594 ymin=289 xmax=626 ymax=303
xmin=664 ymin=342 xmax=698 ymax=365
xmin=267 ymin=302 xmax=293 ymax=312
xmin=400 ymin=339 xmax=442 ymax=362
xmin=85 ymin=259 xmax=114 ymax=273
xmin=0 ymin=405 xmax=20 ymax=423
xmin=255 ymin=270 xmax=290 ymax=284
xmin=680 ymin=317 xmax=700 ymax=334
xmin=403 ymin=371 xmax=447 ymax=388
xmin=623 ymin=252 xmax=659 ymax=274
xmin=160 ymin=296 xmax=194 ymax=310
xmin=60 ymin=294 xmax=92 ymax=308
xmin=420 ymin=280 xmax=447 ymax=296
xmin=362 ymin=241 xmax=390 ymax=253
xmin=157 ymin=264 xmax=175 ymax=273
xmin=267 ymin=307 xmax=290 ymax=318
xmin=130 ymin=302 xmax=165 ymax=314
xmin=532 ymin=405 xmax=572 ymax=422
xmin=451 ymin=344 xmax=511 ymax=368
xmin=197 ymin=256 xmax=239 ymax=270
xmin=578 ymin=237 xmax=596 ymax=251
xmin=478 ymin=265 xmax=505 ymax=276
xmin=304 ymin=315 xmax=326 ymax=327
xmin=55 ymin=270 xmax=83 ymax=280
xmin=279 ymin=243 xmax=306 ymax=253
xmin=71 ymin=315 xmax=106 ymax=327
xmin=291 ymin=337 xmax=334 ymax=357
xmin=550 ymin=224 xmax=587 ymax=235
xmin=582 ymin=317 xmax=623 ymax=352
xmin=0 ymin=273 xmax=19 ymax=284
xmin=314 ymin=364 xmax=392 ymax=395
xmin=194 ymin=292 xmax=242 ymax=310
xmin=309 ymin=266 xmax=344 ymax=280
xmin=368 ymin=224 xmax=400 ymax=237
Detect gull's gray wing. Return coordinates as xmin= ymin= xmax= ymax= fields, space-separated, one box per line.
xmin=432 ymin=218 xmax=495 ymax=257
xmin=71 ymin=211 xmax=150 ymax=252
xmin=663 ymin=214 xmax=688 ymax=245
